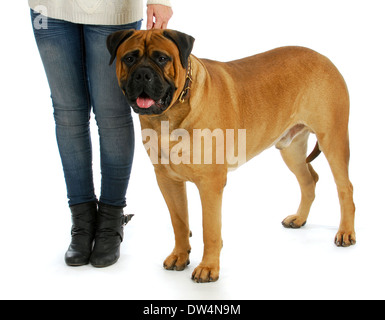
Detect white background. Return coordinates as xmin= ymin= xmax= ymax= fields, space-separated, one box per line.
xmin=1 ymin=0 xmax=385 ymax=300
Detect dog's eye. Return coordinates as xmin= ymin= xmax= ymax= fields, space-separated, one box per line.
xmin=123 ymin=55 xmax=136 ymax=66
xmin=157 ymin=56 xmax=169 ymax=65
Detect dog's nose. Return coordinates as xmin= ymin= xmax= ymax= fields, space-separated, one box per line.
xmin=134 ymin=68 xmax=154 ymax=83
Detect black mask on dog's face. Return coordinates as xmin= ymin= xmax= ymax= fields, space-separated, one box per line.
xmin=107 ymin=29 xmax=195 ymax=116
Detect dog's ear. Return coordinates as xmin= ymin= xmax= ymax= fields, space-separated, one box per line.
xmin=163 ymin=30 xmax=195 ymax=69
xmin=107 ymin=29 xmax=135 ymax=65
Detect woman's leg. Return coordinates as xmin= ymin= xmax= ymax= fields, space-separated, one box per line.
xmin=84 ymin=21 xmax=141 ymax=207
xmin=83 ymin=21 xmax=141 ymax=267
xmin=31 ymin=11 xmax=98 ymax=266
xmin=31 ymin=10 xmax=97 ymax=206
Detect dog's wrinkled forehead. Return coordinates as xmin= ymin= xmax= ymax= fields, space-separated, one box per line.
xmin=118 ymin=31 xmax=174 ymax=61
xmin=107 ymin=29 xmax=195 ymax=69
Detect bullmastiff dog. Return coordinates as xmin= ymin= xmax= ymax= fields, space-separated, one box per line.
xmin=107 ymin=29 xmax=356 ymax=282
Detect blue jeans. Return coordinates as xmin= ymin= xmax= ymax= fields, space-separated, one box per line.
xmin=31 ymin=10 xmax=141 ymax=207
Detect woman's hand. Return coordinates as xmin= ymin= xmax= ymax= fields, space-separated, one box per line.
xmin=147 ymin=4 xmax=173 ymax=30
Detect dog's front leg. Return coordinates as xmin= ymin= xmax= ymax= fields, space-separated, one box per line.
xmin=155 ymin=170 xmax=191 ymax=271
xmin=192 ymin=176 xmax=226 ymax=283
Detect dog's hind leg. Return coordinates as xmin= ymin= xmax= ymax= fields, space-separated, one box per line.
xmin=317 ymin=131 xmax=356 ymax=247
xmin=280 ymin=130 xmax=319 ymax=229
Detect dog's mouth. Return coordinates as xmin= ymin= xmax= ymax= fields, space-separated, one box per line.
xmin=136 ymin=93 xmax=163 ymax=110
xmin=128 ymin=88 xmax=174 ymax=116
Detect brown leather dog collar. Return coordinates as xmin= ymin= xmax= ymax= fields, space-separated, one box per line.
xmin=178 ymin=58 xmax=193 ymax=104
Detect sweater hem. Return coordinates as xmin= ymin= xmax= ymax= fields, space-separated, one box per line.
xmin=28 ymin=0 xmax=148 ymax=25
xmin=43 ymin=11 xmax=144 ymax=26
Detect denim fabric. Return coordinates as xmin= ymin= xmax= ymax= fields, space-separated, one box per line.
xmin=31 ymin=10 xmax=141 ymax=206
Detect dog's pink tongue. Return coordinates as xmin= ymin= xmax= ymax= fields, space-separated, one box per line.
xmin=137 ymin=97 xmax=155 ymax=109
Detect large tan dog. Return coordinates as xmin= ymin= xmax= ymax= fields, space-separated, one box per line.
xmin=107 ymin=29 xmax=356 ymax=282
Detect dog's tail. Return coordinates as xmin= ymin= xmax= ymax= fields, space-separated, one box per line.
xmin=306 ymin=142 xmax=322 ymax=163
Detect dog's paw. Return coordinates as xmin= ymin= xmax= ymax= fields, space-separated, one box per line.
xmin=191 ymin=263 xmax=219 ymax=283
xmin=282 ymin=215 xmax=307 ymax=229
xmin=335 ymin=230 xmax=356 ymax=247
xmin=163 ymin=251 xmax=190 ymax=271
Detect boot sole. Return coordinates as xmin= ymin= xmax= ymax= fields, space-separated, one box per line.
xmin=90 ymin=258 xmax=118 ymax=268
xmin=65 ymin=261 xmax=90 ymax=267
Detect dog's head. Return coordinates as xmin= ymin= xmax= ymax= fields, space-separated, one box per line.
xmin=107 ymin=29 xmax=195 ymax=116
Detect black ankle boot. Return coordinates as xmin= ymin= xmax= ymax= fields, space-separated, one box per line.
xmin=65 ymin=202 xmax=97 ymax=266
xmin=90 ymin=203 xmax=133 ymax=268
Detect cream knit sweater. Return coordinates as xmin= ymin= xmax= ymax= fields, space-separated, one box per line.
xmin=28 ymin=0 xmax=172 ymax=25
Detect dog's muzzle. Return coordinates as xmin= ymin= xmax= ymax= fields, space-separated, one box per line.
xmin=122 ymin=66 xmax=175 ymax=116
